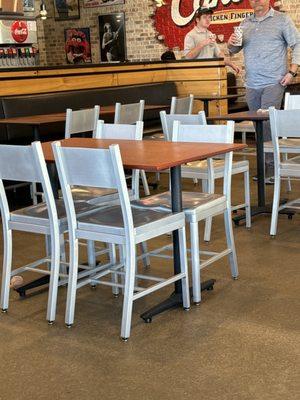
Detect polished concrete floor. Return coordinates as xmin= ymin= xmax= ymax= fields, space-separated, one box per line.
xmin=0 ymin=156 xmax=299 ymax=400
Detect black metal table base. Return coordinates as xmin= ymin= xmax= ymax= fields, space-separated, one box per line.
xmin=140 ymin=279 xmax=216 ymax=323
xmin=15 ymin=275 xmax=50 ymax=297
xmin=233 ymin=202 xmax=295 ymax=226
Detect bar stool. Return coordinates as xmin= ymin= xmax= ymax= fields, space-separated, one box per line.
xmin=132 ymin=121 xmax=239 ymax=304
xmin=0 ymin=142 xmax=100 ymax=323
xmin=114 ymin=100 xmax=150 ymax=196
xmin=160 ymin=111 xmax=251 ymax=240
xmin=52 ymin=142 xmax=190 ymax=340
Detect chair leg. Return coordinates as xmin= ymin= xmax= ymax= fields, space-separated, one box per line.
xmin=87 ymin=240 xmax=96 ymax=269
xmin=139 ymin=241 xmax=150 ymax=268
xmin=119 ymin=245 xmax=125 ymax=294
xmin=244 ymin=169 xmax=251 ymax=229
xmin=282 ymin=154 xmax=292 ymax=192
xmin=65 ymin=235 xmax=79 ymax=327
xmin=155 ymin=172 xmax=160 ymax=183
xmin=224 ymin=208 xmax=239 ymax=279
xmin=141 ymin=170 xmax=150 ymax=196
xmin=120 ymin=241 xmax=136 ymax=340
xmin=46 ymin=230 xmax=61 ymax=323
xmin=178 ymin=226 xmax=190 ymax=310
xmin=109 ymin=243 xmax=119 ymax=296
xmin=189 ymin=221 xmax=201 ymax=304
xmin=31 ymin=182 xmax=38 ymax=205
xmin=270 ymin=175 xmax=281 ymax=237
xmin=1 ymin=227 xmax=12 ymax=312
xmin=204 ymin=177 xmax=214 ymax=242
xmin=59 ymin=233 xmax=67 ymax=275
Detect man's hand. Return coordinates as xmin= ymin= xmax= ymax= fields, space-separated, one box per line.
xmin=231 ymin=64 xmax=241 ymax=74
xmin=201 ymin=37 xmax=215 ymax=47
xmin=280 ymin=73 xmax=294 ymax=87
xmin=228 ymin=33 xmax=240 ymax=47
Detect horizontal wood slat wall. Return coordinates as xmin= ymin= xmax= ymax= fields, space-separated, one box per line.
xmin=0 ymin=60 xmax=227 ymax=116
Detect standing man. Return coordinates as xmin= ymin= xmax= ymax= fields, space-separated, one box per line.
xmin=184 ymin=7 xmax=240 ymax=73
xmin=228 ymin=0 xmax=300 ymax=180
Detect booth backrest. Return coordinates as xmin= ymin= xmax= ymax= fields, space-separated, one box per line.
xmin=0 ymin=82 xmax=177 ymax=144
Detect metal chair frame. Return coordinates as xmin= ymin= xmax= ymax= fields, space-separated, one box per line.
xmin=269 ymin=107 xmax=300 ymax=236
xmin=132 ymin=121 xmax=239 ymax=304
xmin=53 ymin=142 xmax=190 ymax=340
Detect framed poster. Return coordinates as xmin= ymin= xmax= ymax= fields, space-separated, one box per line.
xmin=99 ymin=12 xmax=126 ymax=62
xmin=23 ymin=0 xmax=35 ymax=12
xmin=84 ymin=0 xmax=124 ymax=8
xmin=53 ymin=0 xmax=80 ymax=21
xmin=65 ymin=28 xmax=92 ymax=64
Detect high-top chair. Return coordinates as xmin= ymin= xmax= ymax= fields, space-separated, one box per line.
xmin=170 ymin=95 xmax=194 ymax=115
xmin=32 ymin=106 xmax=101 ymax=205
xmin=132 ymin=121 xmax=239 ymax=304
xmin=269 ymin=107 xmax=300 ymax=236
xmin=52 ymin=142 xmax=190 ymax=340
xmin=114 ymin=100 xmax=149 ymax=196
xmin=94 ymin=120 xmax=150 ymax=268
xmin=0 ymin=142 xmax=100 ymax=323
xmin=160 ymin=111 xmax=251 ymax=240
xmin=264 ymin=93 xmax=300 ymax=192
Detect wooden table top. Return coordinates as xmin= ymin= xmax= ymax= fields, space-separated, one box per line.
xmin=0 ymin=104 xmax=169 ymax=126
xmin=194 ymin=94 xmax=245 ymax=101
xmin=42 ymin=138 xmax=246 ymax=172
xmin=207 ymin=111 xmax=270 ymax=122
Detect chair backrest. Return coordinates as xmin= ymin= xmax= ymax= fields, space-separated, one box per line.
xmin=65 ymin=106 xmax=100 ymax=139
xmin=170 ymin=95 xmax=194 ymax=115
xmin=95 ymin=120 xmax=143 ymax=140
xmin=52 ymin=143 xmax=134 ymax=236
xmin=114 ymin=100 xmax=145 ymax=124
xmin=284 ymin=93 xmax=300 ymax=110
xmin=95 ymin=120 xmax=143 ymax=197
xmin=160 ymin=111 xmax=206 ymax=141
xmin=172 ymin=120 xmax=235 ymax=198
xmin=0 ymin=142 xmax=58 ymax=231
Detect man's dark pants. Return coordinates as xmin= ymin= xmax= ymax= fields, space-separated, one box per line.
xmin=246 ymin=83 xmax=285 ymax=176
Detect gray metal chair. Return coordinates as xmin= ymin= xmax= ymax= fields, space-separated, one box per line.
xmin=132 ymin=121 xmax=239 ymax=304
xmin=170 ymin=95 xmax=194 ymax=115
xmin=114 ymin=100 xmax=149 ymax=196
xmin=52 ymin=142 xmax=190 ymax=340
xmin=160 ymin=111 xmax=251 ymax=240
xmin=264 ymin=93 xmax=300 ymax=192
xmin=65 ymin=106 xmax=100 ymax=139
xmin=0 ymin=142 xmax=100 ymax=323
xmin=269 ymin=107 xmax=300 ymax=236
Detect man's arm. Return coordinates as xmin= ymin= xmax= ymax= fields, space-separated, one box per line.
xmin=280 ymin=15 xmax=300 ymax=86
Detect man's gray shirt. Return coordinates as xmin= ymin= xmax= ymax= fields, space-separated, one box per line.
xmin=228 ymin=8 xmax=300 ymax=89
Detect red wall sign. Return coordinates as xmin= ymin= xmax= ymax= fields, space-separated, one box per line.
xmin=154 ymin=0 xmax=277 ymax=49
xmin=11 ymin=21 xmax=29 ymax=43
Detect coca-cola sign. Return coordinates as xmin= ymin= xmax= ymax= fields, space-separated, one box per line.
xmin=11 ymin=21 xmax=29 ymax=43
xmin=154 ymin=0 xmax=277 ymax=48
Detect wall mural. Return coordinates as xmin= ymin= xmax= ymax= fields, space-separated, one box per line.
xmin=154 ymin=0 xmax=277 ymax=49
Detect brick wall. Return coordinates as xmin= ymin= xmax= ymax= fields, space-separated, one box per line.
xmin=36 ymin=0 xmax=300 ymax=84
xmin=39 ymin=0 xmax=165 ymax=66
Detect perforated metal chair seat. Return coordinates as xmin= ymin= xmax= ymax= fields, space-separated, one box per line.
xmin=264 ymin=138 xmax=300 ymax=153
xmin=182 ymin=159 xmax=249 ymax=177
xmin=132 ymin=191 xmax=226 ymax=223
xmin=11 ymin=200 xmax=100 ymax=229
xmin=77 ymin=204 xmax=184 ymax=238
xmin=280 ymin=156 xmax=300 ymax=176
